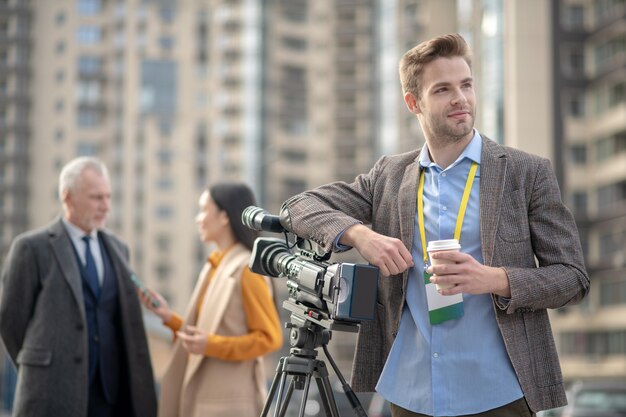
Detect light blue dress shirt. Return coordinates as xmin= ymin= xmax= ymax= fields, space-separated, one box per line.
xmin=376 ymin=131 xmax=523 ymax=416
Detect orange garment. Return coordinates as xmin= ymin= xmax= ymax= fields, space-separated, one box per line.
xmin=164 ymin=248 xmax=282 ymax=361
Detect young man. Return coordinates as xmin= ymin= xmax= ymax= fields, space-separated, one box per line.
xmin=280 ymin=33 xmax=589 ymax=417
xmin=0 ymin=157 xmax=157 ymax=417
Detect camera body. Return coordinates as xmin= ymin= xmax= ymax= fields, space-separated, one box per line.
xmin=249 ymin=236 xmax=379 ymax=330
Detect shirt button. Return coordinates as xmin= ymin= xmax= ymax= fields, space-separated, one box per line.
xmin=442 ymin=206 xmax=448 ymax=211
xmin=433 ymin=352 xmax=439 ymax=358
xmin=441 ymin=172 xmax=447 ymax=177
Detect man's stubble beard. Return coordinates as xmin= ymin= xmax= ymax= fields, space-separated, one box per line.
xmin=426 ymin=108 xmax=476 ymax=147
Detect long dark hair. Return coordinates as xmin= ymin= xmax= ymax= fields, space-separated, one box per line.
xmin=209 ymin=182 xmax=259 ymax=251
xmin=209 ymin=182 xmax=279 ymax=309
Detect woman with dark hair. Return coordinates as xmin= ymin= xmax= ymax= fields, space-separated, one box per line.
xmin=138 ymin=182 xmax=283 ymax=417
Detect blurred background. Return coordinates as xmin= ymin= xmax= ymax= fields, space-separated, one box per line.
xmin=0 ymin=0 xmax=625 ymax=415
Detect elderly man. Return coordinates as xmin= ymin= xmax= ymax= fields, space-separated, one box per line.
xmin=0 ymin=156 xmax=157 ymax=417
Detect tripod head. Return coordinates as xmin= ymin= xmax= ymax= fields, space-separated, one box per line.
xmin=286 ymin=313 xmax=331 ymax=358
xmin=282 ymin=298 xmax=357 ymax=358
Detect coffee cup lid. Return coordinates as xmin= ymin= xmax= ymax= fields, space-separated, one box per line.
xmin=427 ymin=239 xmax=461 ymax=252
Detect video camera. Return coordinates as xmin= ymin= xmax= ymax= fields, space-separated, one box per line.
xmin=242 ymin=206 xmax=379 ymax=332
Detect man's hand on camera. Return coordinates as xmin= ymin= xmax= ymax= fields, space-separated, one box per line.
xmin=340 ymin=224 xmax=414 ymax=276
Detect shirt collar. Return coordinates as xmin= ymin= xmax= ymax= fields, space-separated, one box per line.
xmin=62 ymin=217 xmax=98 ymax=240
xmin=418 ymin=129 xmax=482 ymax=169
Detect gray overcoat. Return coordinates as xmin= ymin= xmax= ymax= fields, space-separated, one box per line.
xmin=0 ymin=218 xmax=157 ymax=417
xmin=281 ymin=135 xmax=590 ymax=412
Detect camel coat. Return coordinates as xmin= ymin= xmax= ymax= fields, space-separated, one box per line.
xmin=158 ymin=244 xmax=269 ymax=417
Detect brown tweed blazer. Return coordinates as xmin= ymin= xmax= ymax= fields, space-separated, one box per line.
xmin=281 ymin=135 xmax=589 ymax=412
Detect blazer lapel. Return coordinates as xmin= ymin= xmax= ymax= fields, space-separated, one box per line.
xmin=397 ymin=157 xmax=420 ymax=289
xmin=479 ymin=137 xmax=507 ymax=266
xmin=48 ymin=219 xmax=87 ymax=324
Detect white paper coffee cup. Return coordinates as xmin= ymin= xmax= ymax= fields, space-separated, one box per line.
xmin=426 ymin=239 xmax=461 ymax=290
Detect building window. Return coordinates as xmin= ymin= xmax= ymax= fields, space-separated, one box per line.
xmin=571 ymin=191 xmax=588 ymax=215
xmin=595 ymin=136 xmax=613 ymax=162
xmin=562 ymin=4 xmax=585 ymax=30
xmin=563 ymin=47 xmax=585 ymax=76
xmin=157 ymin=149 xmax=173 ymax=165
xmin=600 ymin=278 xmax=626 ymax=307
xmin=570 ymin=144 xmax=587 ymax=164
xmin=594 ymin=36 xmax=626 ymax=72
xmin=597 ymin=179 xmax=626 ymax=210
xmin=565 ymin=91 xmax=585 ymax=117
xmin=76 ymin=81 xmax=101 ymax=104
xmin=609 ymin=82 xmax=625 ymax=107
xmin=281 ymin=149 xmax=307 ymax=163
xmin=155 ymin=262 xmax=171 ymax=281
xmin=155 ymin=205 xmax=174 ymax=219
xmin=140 ymin=59 xmax=177 ymax=116
xmin=594 ymin=0 xmax=626 ymax=25
xmin=156 ymin=176 xmax=174 ymax=190
xmin=76 ymin=142 xmax=98 ymax=156
xmin=282 ymin=179 xmax=306 ymax=202
xmin=77 ymin=109 xmax=100 ymax=128
xmin=282 ymin=36 xmax=307 ymax=51
xmin=78 ymin=56 xmax=103 ymax=75
xmin=598 ymin=229 xmax=621 ymax=257
xmin=156 ymin=234 xmax=171 ymax=252
xmin=159 ymin=36 xmax=175 ymax=51
xmin=160 ymin=5 xmax=176 ymax=23
xmin=561 ymin=330 xmax=626 ymax=356
xmin=56 ymin=11 xmax=66 ymax=26
xmin=76 ymin=25 xmax=102 ymax=45
xmin=281 ymin=0 xmax=307 ymax=22
xmin=77 ymin=0 xmax=102 ymax=15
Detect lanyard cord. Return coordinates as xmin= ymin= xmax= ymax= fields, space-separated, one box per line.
xmin=417 ymin=161 xmax=478 ymax=265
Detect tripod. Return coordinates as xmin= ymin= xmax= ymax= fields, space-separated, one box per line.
xmin=261 ymin=309 xmax=368 ymax=417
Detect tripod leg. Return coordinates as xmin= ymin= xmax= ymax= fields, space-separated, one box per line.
xmin=273 ymin=369 xmax=290 ymax=417
xmin=297 ymin=372 xmax=314 ymax=417
xmin=261 ymin=358 xmax=285 ymax=417
xmin=317 ymin=371 xmax=341 ymax=417
xmin=276 ymin=378 xmax=296 ymax=417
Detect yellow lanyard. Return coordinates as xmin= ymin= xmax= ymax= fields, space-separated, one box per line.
xmin=417 ymin=161 xmax=478 ymax=266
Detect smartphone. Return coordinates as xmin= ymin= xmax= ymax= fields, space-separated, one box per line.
xmin=130 ymin=274 xmax=160 ymax=308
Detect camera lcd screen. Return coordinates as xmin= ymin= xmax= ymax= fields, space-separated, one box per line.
xmin=349 ymin=265 xmax=379 ymax=319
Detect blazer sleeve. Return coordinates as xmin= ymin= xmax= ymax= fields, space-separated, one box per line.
xmin=498 ymin=157 xmax=590 ymax=312
xmin=0 ymin=236 xmax=40 ymax=364
xmin=281 ymin=155 xmax=391 ymax=253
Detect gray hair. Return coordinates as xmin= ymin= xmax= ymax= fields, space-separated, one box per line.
xmin=58 ymin=156 xmax=110 ymax=201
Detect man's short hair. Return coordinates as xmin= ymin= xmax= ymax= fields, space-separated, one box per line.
xmin=399 ymin=33 xmax=472 ymax=98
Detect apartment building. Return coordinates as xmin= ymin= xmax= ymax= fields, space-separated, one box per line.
xmin=0 ymin=0 xmax=30 ymax=262
xmin=549 ymin=0 xmax=626 ymax=383
xmin=1 ymin=0 xmax=624 ymax=409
